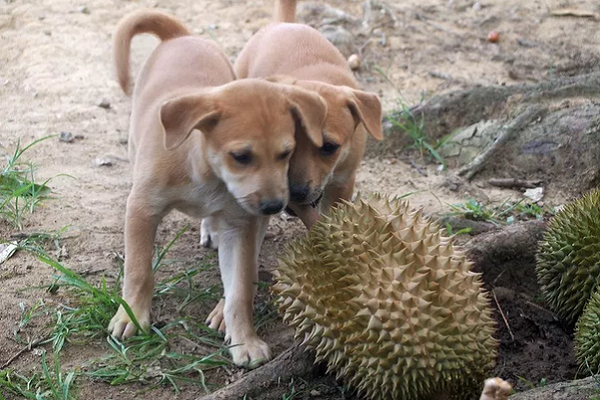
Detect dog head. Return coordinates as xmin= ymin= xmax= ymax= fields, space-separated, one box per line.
xmin=266 ymin=77 xmax=382 ymax=207
xmin=159 ymin=80 xmax=327 ymax=216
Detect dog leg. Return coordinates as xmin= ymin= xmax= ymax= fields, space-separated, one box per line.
xmin=218 ymin=216 xmax=271 ymax=368
xmin=323 ymin=178 xmax=355 ymax=211
xmin=200 ymin=216 xmax=219 ymax=250
xmin=109 ymin=193 xmax=161 ymax=339
xmin=206 ymin=217 xmax=269 ymax=334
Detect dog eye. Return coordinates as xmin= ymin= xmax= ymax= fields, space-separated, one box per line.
xmin=278 ymin=150 xmax=292 ymax=160
xmin=230 ymin=151 xmax=253 ymax=165
xmin=320 ymin=141 xmax=340 ymax=156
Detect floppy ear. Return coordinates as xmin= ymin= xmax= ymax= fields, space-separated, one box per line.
xmin=284 ymin=87 xmax=327 ymax=148
xmin=347 ymin=89 xmax=383 ymax=141
xmin=159 ymin=93 xmax=221 ymax=150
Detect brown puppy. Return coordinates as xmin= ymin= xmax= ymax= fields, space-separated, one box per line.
xmin=234 ymin=0 xmax=384 ymax=228
xmin=109 ymin=9 xmax=326 ymax=368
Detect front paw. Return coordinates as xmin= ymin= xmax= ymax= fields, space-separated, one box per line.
xmin=226 ymin=334 xmax=271 ymax=369
xmin=200 ymin=218 xmax=219 ymax=250
xmin=205 ymin=299 xmax=226 ymax=333
xmin=108 ymin=304 xmax=150 ymax=339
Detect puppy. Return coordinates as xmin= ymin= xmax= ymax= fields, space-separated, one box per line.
xmin=234 ymin=0 xmax=384 ymax=229
xmin=109 ymin=9 xmax=327 ymax=368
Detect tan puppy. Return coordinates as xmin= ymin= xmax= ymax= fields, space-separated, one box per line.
xmin=109 ymin=10 xmax=327 ymax=368
xmin=234 ymin=0 xmax=384 ymax=228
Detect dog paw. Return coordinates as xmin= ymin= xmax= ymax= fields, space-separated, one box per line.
xmin=200 ymin=218 xmax=219 ymax=250
xmin=108 ymin=305 xmax=150 ymax=339
xmin=227 ymin=334 xmax=271 ymax=369
xmin=206 ymin=299 xmax=226 ymax=333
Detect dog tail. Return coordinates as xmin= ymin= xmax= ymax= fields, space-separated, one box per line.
xmin=114 ymin=10 xmax=191 ymax=95
xmin=274 ymin=0 xmax=297 ymax=23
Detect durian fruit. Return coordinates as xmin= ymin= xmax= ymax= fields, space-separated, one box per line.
xmin=536 ymin=189 xmax=600 ymax=325
xmin=575 ymin=287 xmax=600 ymax=372
xmin=273 ymin=194 xmax=497 ymax=400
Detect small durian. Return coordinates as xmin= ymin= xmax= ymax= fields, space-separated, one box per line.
xmin=536 ymin=189 xmax=600 ymax=325
xmin=273 ymin=194 xmax=497 ymax=400
xmin=575 ymin=288 xmax=600 ymax=372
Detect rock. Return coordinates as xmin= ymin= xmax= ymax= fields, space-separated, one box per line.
xmin=347 ymin=54 xmax=361 ymax=70
xmin=319 ymin=25 xmax=354 ymax=56
xmin=93 ymin=158 xmax=112 ymax=167
xmin=59 ymin=131 xmax=74 ymax=143
xmin=97 ymin=98 xmax=110 ymax=109
xmin=76 ymin=6 xmax=90 ymax=14
xmin=118 ymin=136 xmax=128 ymax=145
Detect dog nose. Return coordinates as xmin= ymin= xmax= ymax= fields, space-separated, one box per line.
xmin=290 ymin=184 xmax=309 ymax=202
xmin=260 ymin=200 xmax=284 ymax=215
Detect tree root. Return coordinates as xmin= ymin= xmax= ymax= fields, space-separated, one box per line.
xmin=197 ymin=344 xmax=315 ymax=400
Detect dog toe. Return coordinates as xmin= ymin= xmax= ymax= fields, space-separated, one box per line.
xmin=229 ymin=336 xmax=271 ymax=368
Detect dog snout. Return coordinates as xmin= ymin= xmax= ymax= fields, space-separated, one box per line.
xmin=289 ymin=183 xmax=310 ymax=202
xmin=259 ymin=199 xmax=285 ymax=215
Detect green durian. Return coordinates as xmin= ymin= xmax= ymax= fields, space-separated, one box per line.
xmin=536 ymin=189 xmax=600 ymax=325
xmin=273 ymin=194 xmax=497 ymax=400
xmin=575 ymin=288 xmax=600 ymax=372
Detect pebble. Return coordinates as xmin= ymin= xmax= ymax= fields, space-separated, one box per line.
xmin=487 ymin=31 xmax=499 ymax=43
xmin=76 ymin=6 xmax=90 ymax=14
xmin=309 ymin=389 xmax=321 ymax=397
xmin=59 ymin=131 xmax=74 ymax=143
xmin=348 ymin=54 xmax=361 ymax=70
xmin=472 ymin=2 xmax=482 ymax=11
xmin=97 ymin=98 xmax=111 ymax=109
xmin=93 ymin=158 xmax=113 ymax=167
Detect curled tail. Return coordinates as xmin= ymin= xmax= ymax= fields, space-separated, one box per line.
xmin=274 ymin=0 xmax=297 ymax=23
xmin=113 ymin=9 xmax=191 ymax=95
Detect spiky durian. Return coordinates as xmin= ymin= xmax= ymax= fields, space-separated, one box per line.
xmin=272 ymin=194 xmax=497 ymax=400
xmin=536 ymin=189 xmax=600 ymax=325
xmin=575 ymin=288 xmax=600 ymax=372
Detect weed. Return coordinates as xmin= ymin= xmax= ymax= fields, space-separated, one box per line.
xmin=374 ymin=66 xmax=448 ymax=168
xmin=0 ymin=136 xmax=54 ymax=228
xmin=447 ymin=197 xmax=552 ymax=226
xmin=0 ymin=350 xmax=76 ymax=400
xmin=14 ymin=225 xmax=230 ymax=394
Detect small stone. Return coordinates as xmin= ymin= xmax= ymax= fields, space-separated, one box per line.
xmin=97 ymin=98 xmax=110 ymax=109
xmin=472 ymin=2 xmax=482 ymax=11
xmin=76 ymin=6 xmax=90 ymax=14
xmin=309 ymin=389 xmax=321 ymax=397
xmin=348 ymin=54 xmax=361 ymax=71
xmin=193 ymin=27 xmax=205 ymax=35
xmin=59 ymin=131 xmax=74 ymax=143
xmin=94 ymin=158 xmax=113 ymax=167
xmin=44 ymin=30 xmax=51 ymax=36
xmin=118 ymin=136 xmax=128 ymax=145
xmin=487 ymin=31 xmax=499 ymax=43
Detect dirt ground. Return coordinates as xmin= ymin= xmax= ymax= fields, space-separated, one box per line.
xmin=1 ymin=0 xmax=599 ymax=398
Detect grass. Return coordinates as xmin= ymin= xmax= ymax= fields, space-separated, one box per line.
xmin=0 ymin=351 xmax=76 ymax=400
xmin=6 ymin=226 xmax=231 ymax=396
xmin=0 ymin=136 xmax=54 ymax=229
xmin=446 ymin=197 xmax=552 ymax=226
xmin=375 ymin=66 xmax=450 ymax=168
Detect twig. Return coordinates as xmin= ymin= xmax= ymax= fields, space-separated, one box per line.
xmin=457 ymin=106 xmax=546 ymax=180
xmin=362 ymin=0 xmax=372 ymax=31
xmin=1 ymin=335 xmax=50 ymax=369
xmin=409 ymin=159 xmax=428 ymax=177
xmin=488 ymin=178 xmax=543 ymax=189
xmin=492 ymin=289 xmax=515 ymax=342
xmin=415 ymin=13 xmax=462 ymax=37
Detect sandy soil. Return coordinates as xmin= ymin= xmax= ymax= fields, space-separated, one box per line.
xmin=1 ymin=0 xmax=599 ymax=398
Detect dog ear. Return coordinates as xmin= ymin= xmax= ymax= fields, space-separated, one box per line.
xmin=284 ymin=87 xmax=327 ymax=148
xmin=347 ymin=89 xmax=383 ymax=141
xmin=159 ymin=93 xmax=221 ymax=150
